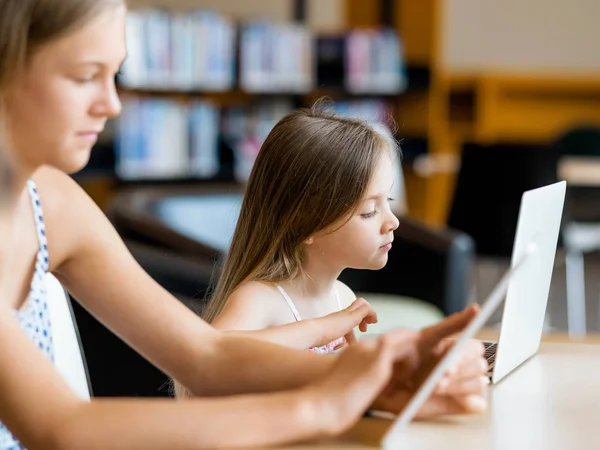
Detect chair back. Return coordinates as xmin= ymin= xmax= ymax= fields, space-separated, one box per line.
xmin=46 ymin=273 xmax=92 ymax=400
xmin=447 ymin=142 xmax=559 ymax=258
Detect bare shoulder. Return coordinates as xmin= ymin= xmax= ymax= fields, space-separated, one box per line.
xmin=31 ymin=166 xmax=85 ymax=211
xmin=226 ymin=281 xmax=282 ymax=311
xmin=212 ymin=281 xmax=290 ymax=330
xmin=335 ymin=280 xmax=358 ymax=308
xmin=31 ymin=167 xmax=110 ymax=272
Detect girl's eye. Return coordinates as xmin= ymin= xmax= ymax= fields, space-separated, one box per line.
xmin=74 ymin=74 xmax=96 ymax=83
xmin=361 ymin=211 xmax=377 ymax=219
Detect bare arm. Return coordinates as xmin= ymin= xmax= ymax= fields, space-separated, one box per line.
xmin=224 ymin=316 xmax=355 ymax=349
xmin=0 ymin=308 xmax=333 ymax=450
xmin=0 ymin=296 xmax=488 ymax=449
xmin=214 ymin=286 xmax=377 ymax=350
xmin=37 ymin=168 xmax=333 ymax=396
xmin=2 ymin=303 xmax=488 ymax=450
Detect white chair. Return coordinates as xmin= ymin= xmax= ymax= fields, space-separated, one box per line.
xmin=46 ymin=273 xmax=91 ymax=401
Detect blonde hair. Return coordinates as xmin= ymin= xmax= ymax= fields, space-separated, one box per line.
xmin=174 ymin=102 xmax=398 ymax=398
xmin=0 ymin=0 xmax=124 ymax=89
xmin=0 ymin=137 xmax=14 ymax=209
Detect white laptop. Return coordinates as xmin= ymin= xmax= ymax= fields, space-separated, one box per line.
xmin=480 ymin=180 xmax=565 ymax=384
xmin=381 ymin=180 xmax=566 ymax=447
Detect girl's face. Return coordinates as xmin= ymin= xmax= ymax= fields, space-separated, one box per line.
xmin=309 ymin=153 xmax=400 ymax=271
xmin=2 ymin=4 xmax=127 ymax=175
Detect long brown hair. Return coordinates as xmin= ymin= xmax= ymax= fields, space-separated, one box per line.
xmin=202 ymin=103 xmax=398 ymax=323
xmin=174 ymin=104 xmax=398 ymax=398
xmin=0 ymin=0 xmax=124 ymax=89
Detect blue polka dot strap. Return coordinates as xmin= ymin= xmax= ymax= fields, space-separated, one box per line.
xmin=26 ymin=179 xmax=49 ymax=273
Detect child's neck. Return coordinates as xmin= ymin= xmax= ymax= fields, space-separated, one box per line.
xmin=283 ymin=251 xmax=343 ymax=300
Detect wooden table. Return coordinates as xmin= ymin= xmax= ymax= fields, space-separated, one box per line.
xmin=263 ymin=332 xmax=600 ymax=449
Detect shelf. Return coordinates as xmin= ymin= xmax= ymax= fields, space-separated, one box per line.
xmin=75 ymin=170 xmax=239 ymax=188
xmin=116 ymin=176 xmax=239 ymax=188
xmin=118 ymin=82 xmax=423 ymax=102
xmin=117 ymin=87 xmax=298 ymax=105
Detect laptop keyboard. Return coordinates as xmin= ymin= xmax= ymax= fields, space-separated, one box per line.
xmin=484 ymin=342 xmax=497 ymax=367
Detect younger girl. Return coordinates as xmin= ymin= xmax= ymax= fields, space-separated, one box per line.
xmin=203 ymin=106 xmax=401 ymax=352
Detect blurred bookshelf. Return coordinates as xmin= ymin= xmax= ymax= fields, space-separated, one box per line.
xmin=87 ymin=0 xmax=600 ymax=226
xmin=77 ymin=0 xmax=432 ymax=214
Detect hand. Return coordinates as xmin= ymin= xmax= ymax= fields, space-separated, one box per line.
xmin=302 ymin=330 xmax=414 ymax=435
xmin=325 ymin=297 xmax=377 ymax=333
xmin=304 ymin=305 xmax=488 ymax=435
xmin=373 ymin=304 xmax=489 ymax=418
xmin=311 ymin=298 xmax=378 ymax=347
xmin=345 ymin=297 xmax=378 ymax=333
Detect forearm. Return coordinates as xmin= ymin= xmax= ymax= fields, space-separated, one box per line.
xmin=225 ymin=320 xmax=325 ymax=350
xmin=221 ymin=313 xmax=359 ymax=352
xmin=57 ymin=240 xmax=333 ymax=398
xmin=181 ymin=333 xmax=336 ymax=397
xmin=51 ymin=393 xmax=328 ymax=450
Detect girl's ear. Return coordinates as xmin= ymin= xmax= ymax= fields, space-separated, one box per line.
xmin=304 ymin=236 xmax=314 ymax=245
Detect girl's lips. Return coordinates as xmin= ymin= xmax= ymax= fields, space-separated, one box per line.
xmin=77 ymin=132 xmax=99 ymax=143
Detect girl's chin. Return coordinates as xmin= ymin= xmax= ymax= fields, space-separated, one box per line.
xmin=59 ymin=148 xmax=93 ymax=174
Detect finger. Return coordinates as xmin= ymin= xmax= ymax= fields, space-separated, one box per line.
xmin=350 ymin=299 xmax=377 ymax=318
xmin=326 ymin=340 xmax=393 ymax=411
xmin=333 ymin=340 xmax=347 ymax=351
xmin=359 ymin=318 xmax=374 ymax=332
xmin=441 ymin=340 xmax=486 ymax=378
xmin=458 ymin=394 xmax=489 ymax=414
xmin=341 ymin=338 xmax=395 ymax=388
xmin=367 ymin=310 xmax=378 ymax=324
xmin=432 ymin=337 xmax=455 ymax=359
xmin=353 ymin=304 xmax=377 ymax=325
xmin=378 ymin=329 xmax=419 ymax=359
xmin=344 ymin=330 xmax=358 ymax=344
xmin=435 ymin=337 xmax=484 ymax=356
xmin=348 ymin=304 xmax=371 ymax=326
xmin=422 ymin=305 xmax=479 ymax=344
xmin=359 ymin=320 xmax=367 ymax=333
xmin=448 ymin=355 xmax=489 ymax=382
xmin=348 ymin=298 xmax=368 ymax=311
xmin=356 ymin=304 xmax=377 ymax=326
xmin=415 ymin=393 xmax=488 ymax=419
xmin=374 ymin=334 xmax=407 ymax=378
xmin=436 ymin=375 xmax=490 ymax=396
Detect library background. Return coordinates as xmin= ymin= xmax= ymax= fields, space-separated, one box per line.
xmin=73 ymin=0 xmax=600 ymax=397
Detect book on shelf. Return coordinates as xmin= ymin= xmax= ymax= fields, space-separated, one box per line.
xmin=119 ymin=9 xmax=236 ymax=91
xmin=222 ymin=100 xmax=295 ymax=181
xmin=116 ymin=98 xmax=220 ymax=181
xmin=115 ymin=96 xmax=401 ymax=184
xmin=119 ymin=9 xmax=317 ymax=94
xmin=189 ymin=100 xmax=221 ymax=178
xmin=316 ymin=28 xmax=407 ymax=95
xmin=115 ymin=98 xmax=295 ymax=183
xmin=239 ymin=22 xmax=315 ymax=93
